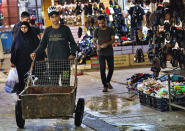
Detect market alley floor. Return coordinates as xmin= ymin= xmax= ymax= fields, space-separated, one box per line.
xmin=0 ymin=56 xmax=185 ymax=131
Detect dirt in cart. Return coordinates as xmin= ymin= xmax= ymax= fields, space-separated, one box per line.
xmin=25 ymin=86 xmax=75 ymax=94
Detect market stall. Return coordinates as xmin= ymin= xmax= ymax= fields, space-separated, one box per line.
xmin=75 ymin=0 xmax=151 ymax=69
xmin=126 ymin=0 xmax=185 ymax=111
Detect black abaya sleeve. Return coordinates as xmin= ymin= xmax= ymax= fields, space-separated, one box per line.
xmin=10 ymin=40 xmax=16 ymax=64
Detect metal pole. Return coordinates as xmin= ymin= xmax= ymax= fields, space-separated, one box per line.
xmin=51 ymin=0 xmax=54 ymax=6
xmin=7 ymin=0 xmax=10 ymax=25
xmin=168 ymin=74 xmax=172 ymax=111
xmin=74 ymin=58 xmax=78 ymax=88
xmin=35 ymin=0 xmax=39 ymax=24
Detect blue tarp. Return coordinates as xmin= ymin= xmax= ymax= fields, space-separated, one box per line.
xmin=0 ymin=30 xmax=12 ymax=53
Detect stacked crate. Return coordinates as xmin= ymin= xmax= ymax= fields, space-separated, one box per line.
xmin=90 ymin=56 xmax=99 ymax=69
xmin=138 ymin=91 xmax=170 ymax=112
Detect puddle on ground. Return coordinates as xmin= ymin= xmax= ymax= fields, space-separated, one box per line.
xmin=85 ymin=94 xmax=139 ymax=116
xmin=118 ymin=124 xmax=156 ymax=131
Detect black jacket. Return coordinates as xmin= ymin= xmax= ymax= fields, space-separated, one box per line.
xmin=35 ymin=25 xmax=77 ymax=60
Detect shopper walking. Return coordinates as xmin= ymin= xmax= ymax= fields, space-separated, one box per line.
xmin=10 ymin=21 xmax=45 ymax=94
xmin=122 ymin=0 xmax=145 ymax=41
xmin=30 ymin=6 xmax=77 ymax=86
xmin=12 ymin=11 xmax=30 ymax=39
xmin=13 ymin=11 xmax=42 ymax=40
xmin=93 ymin=15 xmax=115 ymax=92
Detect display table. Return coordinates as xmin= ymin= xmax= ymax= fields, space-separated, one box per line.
xmin=166 ymin=73 xmax=185 ymax=111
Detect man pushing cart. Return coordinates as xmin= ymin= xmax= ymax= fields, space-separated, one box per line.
xmin=14 ymin=6 xmax=84 ymax=128
xmin=30 ymin=5 xmax=77 ymax=88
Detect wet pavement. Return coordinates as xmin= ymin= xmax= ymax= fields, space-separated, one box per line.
xmin=82 ymin=70 xmax=185 ymax=131
xmin=86 ymin=94 xmax=137 ymax=115
xmin=1 ymin=56 xmax=185 ymax=131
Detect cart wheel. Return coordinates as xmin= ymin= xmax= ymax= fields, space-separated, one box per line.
xmin=15 ymin=100 xmax=25 ymax=128
xmin=75 ymin=98 xmax=85 ymax=126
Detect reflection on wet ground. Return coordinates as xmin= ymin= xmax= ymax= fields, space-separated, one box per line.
xmin=18 ymin=119 xmax=92 ymax=131
xmin=119 ymin=124 xmax=185 ymax=131
xmin=0 ymin=118 xmax=94 ymax=131
xmin=118 ymin=124 xmax=157 ymax=131
xmin=85 ymin=94 xmax=185 ymax=131
xmin=86 ymin=94 xmax=138 ymax=115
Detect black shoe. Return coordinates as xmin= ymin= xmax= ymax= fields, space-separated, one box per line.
xmin=102 ymin=87 xmax=108 ymax=92
xmin=107 ymin=82 xmax=113 ymax=89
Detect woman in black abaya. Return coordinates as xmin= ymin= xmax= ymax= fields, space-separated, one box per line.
xmin=10 ymin=21 xmax=45 ymax=94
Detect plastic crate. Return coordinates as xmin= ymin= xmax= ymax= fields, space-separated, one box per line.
xmin=151 ymin=96 xmax=157 ymax=109
xmin=138 ymin=91 xmax=147 ymax=105
xmin=156 ymin=98 xmax=169 ymax=112
xmin=139 ymin=91 xmax=180 ymax=111
xmin=146 ymin=94 xmax=153 ymax=107
xmin=90 ymin=56 xmax=99 ymax=69
xmin=174 ymin=95 xmax=185 ymax=106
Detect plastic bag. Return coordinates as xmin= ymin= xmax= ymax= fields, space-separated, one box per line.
xmin=4 ymin=68 xmax=19 ymax=93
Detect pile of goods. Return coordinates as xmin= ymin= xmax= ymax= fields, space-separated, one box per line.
xmin=77 ymin=35 xmax=97 ymax=64
xmin=127 ymin=74 xmax=185 ymax=111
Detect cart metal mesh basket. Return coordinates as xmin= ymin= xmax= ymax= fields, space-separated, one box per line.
xmin=28 ymin=60 xmax=76 ymax=87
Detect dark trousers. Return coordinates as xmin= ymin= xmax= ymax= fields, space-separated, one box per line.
xmin=98 ymin=55 xmax=114 ymax=87
xmin=130 ymin=23 xmax=142 ymax=41
xmin=15 ymin=63 xmax=31 ymax=94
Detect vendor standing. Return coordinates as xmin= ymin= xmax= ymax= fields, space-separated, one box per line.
xmin=122 ymin=0 xmax=145 ymax=41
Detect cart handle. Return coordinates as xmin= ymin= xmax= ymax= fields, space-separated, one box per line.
xmin=26 ymin=59 xmax=35 ymax=88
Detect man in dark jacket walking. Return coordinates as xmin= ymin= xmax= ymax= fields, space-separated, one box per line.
xmin=93 ymin=15 xmax=115 ymax=92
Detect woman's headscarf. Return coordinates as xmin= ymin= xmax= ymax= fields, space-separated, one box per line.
xmin=21 ymin=21 xmax=30 ymax=28
xmin=14 ymin=21 xmax=39 ymax=48
xmin=20 ymin=21 xmax=31 ymax=35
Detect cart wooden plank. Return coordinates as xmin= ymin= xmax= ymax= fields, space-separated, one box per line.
xmin=20 ymin=86 xmax=76 ymax=119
